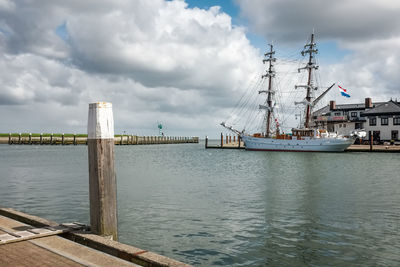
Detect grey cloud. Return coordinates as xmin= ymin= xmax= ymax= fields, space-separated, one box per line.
xmin=236 ymin=0 xmax=400 ymax=43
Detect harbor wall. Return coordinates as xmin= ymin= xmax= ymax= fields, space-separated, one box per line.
xmin=0 ymin=134 xmax=199 ymax=145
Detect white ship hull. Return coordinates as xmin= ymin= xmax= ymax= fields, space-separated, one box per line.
xmin=241 ymin=135 xmax=354 ymax=152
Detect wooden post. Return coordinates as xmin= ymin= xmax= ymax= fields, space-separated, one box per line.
xmin=221 ymin=133 xmax=223 ymax=147
xmin=18 ymin=133 xmax=22 ymax=144
xmin=40 ymin=133 xmax=43 ymax=145
xmin=238 ymin=135 xmax=241 ymax=148
xmin=233 ymin=136 xmax=236 ymax=143
xmin=74 ymin=134 xmax=77 ymax=145
xmin=205 ymin=136 xmax=208 ymax=149
xmin=87 ymin=102 xmax=118 ymax=241
xmin=369 ymin=131 xmax=373 ymax=151
xmin=226 ymin=134 xmax=228 ymax=144
xmin=8 ymin=133 xmax=11 ymax=145
xmin=50 ymin=133 xmax=53 ymax=145
xmin=229 ymin=135 xmax=231 ymax=143
xmin=62 ymin=133 xmax=65 ymax=145
xmin=28 ymin=133 xmax=32 ymax=145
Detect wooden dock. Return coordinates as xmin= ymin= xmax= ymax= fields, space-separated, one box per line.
xmin=0 ymin=134 xmax=198 ymax=145
xmin=0 ymin=208 xmax=191 ymax=267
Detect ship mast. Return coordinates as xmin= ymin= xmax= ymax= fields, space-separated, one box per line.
xmin=260 ymin=44 xmax=276 ymax=137
xmin=295 ymin=33 xmax=319 ymax=128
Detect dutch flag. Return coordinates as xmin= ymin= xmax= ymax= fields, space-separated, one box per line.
xmin=338 ymin=85 xmax=350 ymax=98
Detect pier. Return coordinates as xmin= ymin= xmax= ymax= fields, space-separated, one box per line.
xmin=204 ymin=133 xmax=245 ymax=149
xmin=1 ymin=134 xmax=198 ymax=145
xmin=0 ymin=208 xmax=190 ymax=267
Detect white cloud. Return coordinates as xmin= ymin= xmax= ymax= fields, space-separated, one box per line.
xmin=0 ymin=0 xmax=262 ymax=136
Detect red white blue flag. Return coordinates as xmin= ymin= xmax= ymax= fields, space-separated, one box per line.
xmin=338 ymin=85 xmax=350 ymax=98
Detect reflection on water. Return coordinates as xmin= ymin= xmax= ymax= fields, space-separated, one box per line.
xmin=0 ymin=144 xmax=399 ymax=266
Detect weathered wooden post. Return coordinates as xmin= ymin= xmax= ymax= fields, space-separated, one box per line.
xmin=369 ymin=131 xmax=373 ymax=151
xmin=28 ymin=133 xmax=32 ymax=145
xmin=226 ymin=134 xmax=228 ymax=144
xmin=238 ymin=135 xmax=241 ymax=148
xmin=120 ymin=135 xmax=123 ymax=145
xmin=205 ymin=136 xmax=208 ymax=149
xmin=233 ymin=136 xmax=236 ymax=143
xmin=8 ymin=133 xmax=11 ymax=145
xmin=40 ymin=133 xmax=43 ymax=145
xmin=221 ymin=133 xmax=223 ymax=147
xmin=18 ymin=133 xmax=22 ymax=144
xmin=87 ymin=102 xmax=118 ymax=241
xmin=73 ymin=134 xmax=77 ymax=145
xmin=62 ymin=133 xmax=65 ymax=145
xmin=50 ymin=133 xmax=54 ymax=145
xmin=229 ymin=135 xmax=231 ymax=144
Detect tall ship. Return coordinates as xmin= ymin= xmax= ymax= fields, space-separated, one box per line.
xmin=221 ymin=33 xmax=355 ymax=152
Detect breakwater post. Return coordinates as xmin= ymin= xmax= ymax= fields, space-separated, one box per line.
xmin=87 ymin=102 xmax=118 ymax=241
xmin=18 ymin=133 xmax=22 ymax=144
xmin=220 ymin=133 xmax=223 ymax=148
xmin=8 ymin=133 xmax=11 ymax=145
xmin=40 ymin=133 xmax=43 ymax=145
xmin=205 ymin=136 xmax=208 ymax=148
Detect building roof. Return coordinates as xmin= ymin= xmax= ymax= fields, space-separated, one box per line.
xmin=360 ymin=100 xmax=400 ymax=116
xmin=312 ymin=102 xmax=384 ymax=116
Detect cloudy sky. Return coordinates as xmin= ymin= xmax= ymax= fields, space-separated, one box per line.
xmin=0 ymin=0 xmax=399 ymax=137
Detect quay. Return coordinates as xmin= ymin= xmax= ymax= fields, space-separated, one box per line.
xmin=205 ymin=133 xmax=400 ymax=152
xmin=0 ymin=134 xmax=198 ymax=145
xmin=0 ymin=208 xmax=190 ymax=267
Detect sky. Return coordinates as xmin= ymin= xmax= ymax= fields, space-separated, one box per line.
xmin=1 ymin=0 xmax=399 ymax=137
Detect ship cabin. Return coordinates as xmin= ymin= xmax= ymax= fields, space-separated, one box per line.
xmin=292 ymin=128 xmax=314 ymax=138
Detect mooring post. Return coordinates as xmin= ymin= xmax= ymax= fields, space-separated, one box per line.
xmin=238 ymin=135 xmax=241 ymax=148
xmin=229 ymin=135 xmax=231 ymax=144
xmin=50 ymin=133 xmax=53 ymax=145
xmin=62 ymin=133 xmax=65 ymax=145
xmin=40 ymin=133 xmax=43 ymax=145
xmin=226 ymin=134 xmax=228 ymax=144
xmin=205 ymin=136 xmax=208 ymax=149
xmin=8 ymin=133 xmax=11 ymax=145
xmin=28 ymin=133 xmax=32 ymax=145
xmin=369 ymin=131 xmax=373 ymax=151
xmin=87 ymin=102 xmax=118 ymax=241
xmin=18 ymin=133 xmax=22 ymax=144
xmin=74 ymin=134 xmax=77 ymax=145
xmin=221 ymin=133 xmax=223 ymax=147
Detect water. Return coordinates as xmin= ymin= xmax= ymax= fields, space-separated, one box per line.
xmin=0 ymin=143 xmax=399 ymax=266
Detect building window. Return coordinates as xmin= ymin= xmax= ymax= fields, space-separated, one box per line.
xmin=343 ymin=124 xmax=346 ymax=128
xmin=334 ymin=112 xmax=341 ymax=116
xmin=351 ymin=112 xmax=357 ymax=117
xmin=392 ymin=130 xmax=399 ymax=141
xmin=394 ymin=117 xmax=400 ymax=125
xmin=370 ymin=118 xmax=376 ymax=126
xmin=381 ymin=118 xmax=388 ymax=126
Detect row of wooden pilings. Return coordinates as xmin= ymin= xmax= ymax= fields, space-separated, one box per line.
xmin=6 ymin=133 xmax=199 ymax=145
xmin=205 ymin=133 xmax=243 ymax=149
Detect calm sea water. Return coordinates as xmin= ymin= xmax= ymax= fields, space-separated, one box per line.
xmin=0 ymin=143 xmax=399 ymax=266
